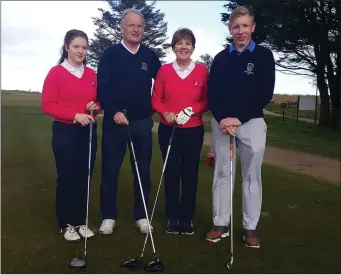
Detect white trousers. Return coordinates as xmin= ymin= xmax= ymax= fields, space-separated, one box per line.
xmin=211 ymin=117 xmax=267 ymax=230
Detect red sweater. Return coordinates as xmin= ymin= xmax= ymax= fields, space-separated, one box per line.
xmin=42 ymin=65 xmax=101 ymax=124
xmin=151 ymin=62 xmax=209 ymax=128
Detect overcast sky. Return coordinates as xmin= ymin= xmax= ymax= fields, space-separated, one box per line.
xmin=1 ymin=1 xmax=316 ymax=95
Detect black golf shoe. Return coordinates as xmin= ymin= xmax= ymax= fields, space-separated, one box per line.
xmin=165 ymin=219 xmax=179 ymax=234
xmin=180 ymin=221 xmax=194 ymax=235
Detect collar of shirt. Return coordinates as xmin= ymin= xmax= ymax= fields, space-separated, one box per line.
xmin=121 ymin=39 xmax=140 ymax=55
xmin=172 ymin=60 xmax=195 ymax=72
xmin=229 ymin=39 xmax=255 ymax=54
xmin=61 ymin=59 xmax=84 ymax=72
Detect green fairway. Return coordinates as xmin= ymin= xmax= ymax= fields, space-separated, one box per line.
xmin=1 ymin=94 xmax=340 ymax=273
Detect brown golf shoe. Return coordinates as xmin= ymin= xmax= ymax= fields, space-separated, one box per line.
xmin=205 ymin=225 xmax=229 ymax=243
xmin=243 ymin=229 xmax=260 ymax=248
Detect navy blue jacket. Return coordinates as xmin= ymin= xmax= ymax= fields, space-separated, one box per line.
xmin=97 ymin=43 xmax=161 ymax=122
xmin=207 ymin=43 xmax=275 ymax=124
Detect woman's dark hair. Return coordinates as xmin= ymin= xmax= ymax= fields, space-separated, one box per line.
xmin=58 ymin=29 xmax=89 ymax=65
xmin=171 ymin=28 xmax=196 ymax=49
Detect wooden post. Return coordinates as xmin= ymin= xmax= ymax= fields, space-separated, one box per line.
xmin=296 ymin=95 xmax=300 ymax=124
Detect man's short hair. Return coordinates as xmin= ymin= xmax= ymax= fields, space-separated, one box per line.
xmin=121 ymin=8 xmax=144 ymax=24
xmin=171 ymin=28 xmax=196 ymax=49
xmin=228 ymin=6 xmax=255 ymax=27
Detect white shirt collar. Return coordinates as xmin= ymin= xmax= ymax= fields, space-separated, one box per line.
xmin=121 ymin=39 xmax=140 ymax=55
xmin=61 ymin=59 xmax=84 ymax=72
xmin=172 ymin=60 xmax=195 ymax=72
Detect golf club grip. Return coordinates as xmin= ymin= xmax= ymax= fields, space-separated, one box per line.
xmin=230 ymin=136 xmax=234 ymax=160
xmin=122 ymin=109 xmax=128 ymax=120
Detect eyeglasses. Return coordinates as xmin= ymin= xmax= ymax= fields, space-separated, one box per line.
xmin=123 ymin=24 xmax=144 ymax=30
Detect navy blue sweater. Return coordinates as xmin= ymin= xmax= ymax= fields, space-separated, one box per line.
xmin=97 ymin=43 xmax=161 ymax=122
xmin=207 ymin=44 xmax=275 ymax=124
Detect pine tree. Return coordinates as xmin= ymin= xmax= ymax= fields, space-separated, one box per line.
xmin=88 ymin=0 xmax=169 ymax=68
xmin=196 ymin=53 xmax=213 ymax=71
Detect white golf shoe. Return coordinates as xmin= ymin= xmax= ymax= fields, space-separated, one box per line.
xmin=63 ymin=225 xmax=81 ymax=242
xmin=135 ymin=218 xmax=153 ymax=233
xmin=99 ymin=219 xmax=115 ymax=235
xmin=77 ymin=225 xmax=95 ymax=238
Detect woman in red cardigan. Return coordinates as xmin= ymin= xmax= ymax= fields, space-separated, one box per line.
xmin=42 ymin=29 xmax=101 ymax=242
xmin=151 ymin=28 xmax=209 ymax=235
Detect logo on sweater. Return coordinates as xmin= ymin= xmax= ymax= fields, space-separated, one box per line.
xmin=194 ymin=80 xmax=198 ymax=87
xmin=244 ymin=63 xmax=254 ymax=75
xmin=141 ymin=62 xmax=148 ymax=71
xmin=92 ymin=80 xmax=95 ymax=87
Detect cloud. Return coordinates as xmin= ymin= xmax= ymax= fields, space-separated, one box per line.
xmin=1 ymin=1 xmax=316 ymax=95
xmin=1 ymin=1 xmax=107 ymax=91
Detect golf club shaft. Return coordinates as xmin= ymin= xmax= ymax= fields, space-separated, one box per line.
xmin=140 ymin=123 xmax=176 ymax=257
xmin=229 ymin=135 xmax=234 ymax=267
xmin=123 ymin=110 xmax=157 ymax=255
xmin=84 ymin=110 xmax=94 ymax=257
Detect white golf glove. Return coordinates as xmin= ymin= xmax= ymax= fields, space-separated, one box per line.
xmin=176 ymin=107 xmax=194 ymax=125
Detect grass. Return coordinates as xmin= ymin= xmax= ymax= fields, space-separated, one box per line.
xmin=263 ymin=116 xmax=339 ymax=159
xmin=1 ymin=95 xmax=340 ymax=273
xmin=154 ymin=111 xmax=339 ymax=159
xmin=265 ymin=102 xmax=319 ymax=121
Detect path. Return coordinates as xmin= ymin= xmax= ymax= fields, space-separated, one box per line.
xmin=263 ymin=109 xmax=317 ymax=124
xmin=152 ymin=122 xmax=339 ymax=183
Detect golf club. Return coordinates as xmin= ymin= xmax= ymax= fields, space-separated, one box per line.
xmin=120 ymin=110 xmax=164 ymax=273
xmin=226 ymin=135 xmax=235 ymax=271
xmin=122 ymin=122 xmax=176 ymax=272
xmin=70 ymin=110 xmax=94 ymax=268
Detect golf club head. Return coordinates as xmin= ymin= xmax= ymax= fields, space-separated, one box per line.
xmin=121 ymin=258 xmax=145 ymax=269
xmin=226 ymin=263 xmax=233 ymax=271
xmin=145 ymin=258 xmax=164 ymax=272
xmin=70 ymin=256 xmax=87 ymax=268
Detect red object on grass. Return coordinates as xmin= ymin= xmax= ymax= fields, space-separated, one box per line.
xmin=205 ymin=148 xmax=215 ymax=167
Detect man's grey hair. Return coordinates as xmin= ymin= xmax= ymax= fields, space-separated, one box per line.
xmin=121 ymin=8 xmax=144 ymax=24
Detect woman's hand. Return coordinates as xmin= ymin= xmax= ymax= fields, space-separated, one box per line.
xmin=74 ymin=113 xmax=95 ymax=126
xmin=163 ymin=112 xmax=177 ymax=125
xmin=86 ymin=101 xmax=100 ymax=111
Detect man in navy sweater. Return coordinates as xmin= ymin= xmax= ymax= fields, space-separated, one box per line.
xmin=206 ymin=6 xmax=275 ymax=248
xmin=97 ymin=8 xmax=161 ymax=235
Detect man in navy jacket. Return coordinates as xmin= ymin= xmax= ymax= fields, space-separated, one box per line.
xmin=97 ymin=8 xmax=161 ymax=235
xmin=206 ymin=6 xmax=275 ymax=248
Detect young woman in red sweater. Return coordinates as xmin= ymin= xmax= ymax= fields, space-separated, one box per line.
xmin=42 ymin=29 xmax=101 ymax=242
xmin=151 ymin=28 xmax=209 ymax=235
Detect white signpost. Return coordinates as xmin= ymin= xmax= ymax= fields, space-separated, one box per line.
xmin=297 ymin=95 xmax=318 ymax=124
xmin=299 ymin=96 xmax=317 ymax=111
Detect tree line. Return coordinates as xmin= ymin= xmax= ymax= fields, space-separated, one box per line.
xmin=89 ymin=0 xmax=340 ymax=128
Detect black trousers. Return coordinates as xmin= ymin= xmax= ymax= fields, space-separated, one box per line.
xmin=52 ymin=121 xmax=97 ymax=230
xmin=100 ymin=117 xmax=153 ymax=221
xmin=158 ymin=123 xmax=204 ymax=224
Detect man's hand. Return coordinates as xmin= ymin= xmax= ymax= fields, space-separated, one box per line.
xmin=222 ymin=125 xmax=237 ymax=136
xmin=220 ymin=117 xmax=241 ymax=136
xmin=113 ymin=112 xmax=129 ymax=125
xmin=163 ymin=112 xmax=177 ymax=125
xmin=220 ymin=117 xmax=241 ymax=128
xmin=176 ymin=107 xmax=194 ymax=125
xmin=86 ymin=101 xmax=100 ymax=111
